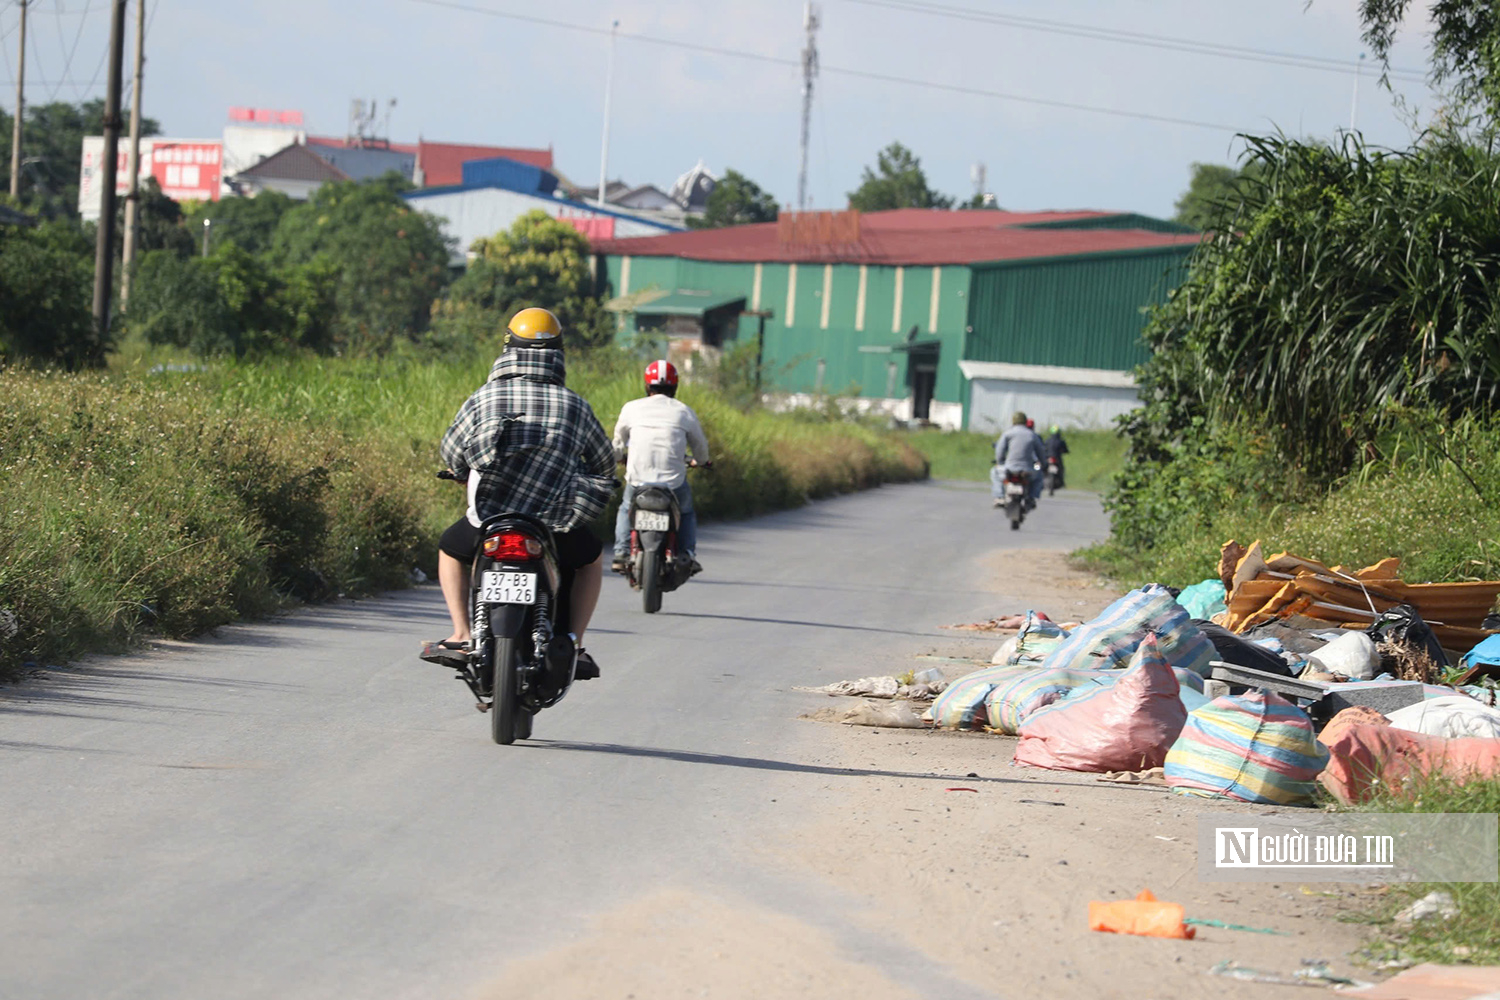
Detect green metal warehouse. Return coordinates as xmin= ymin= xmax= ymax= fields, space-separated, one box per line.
xmin=591 ymin=208 xmax=1198 ymax=430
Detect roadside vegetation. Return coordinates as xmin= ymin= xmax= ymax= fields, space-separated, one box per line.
xmin=907 ymin=427 xmax=1125 ymax=491
xmin=0 ymin=349 xmax=926 ymax=680
xmin=1341 ymin=775 xmax=1500 ymax=968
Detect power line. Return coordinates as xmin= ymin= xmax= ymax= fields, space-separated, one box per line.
xmin=403 ymin=0 xmax=1245 ymax=134
xmin=842 ymin=0 xmax=1429 ymax=84
xmin=46 ymin=0 xmax=93 ymax=101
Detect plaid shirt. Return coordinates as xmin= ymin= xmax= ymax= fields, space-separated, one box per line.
xmin=440 ymin=350 xmax=617 ymax=532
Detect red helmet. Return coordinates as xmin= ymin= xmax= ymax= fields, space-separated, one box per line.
xmin=644 ymin=359 xmax=679 ymax=392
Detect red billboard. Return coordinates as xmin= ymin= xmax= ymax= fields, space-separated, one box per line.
xmin=79 ymin=137 xmax=222 ymax=219
xmin=229 ymin=107 xmax=305 ymax=126
xmin=558 ymin=215 xmax=616 ymax=241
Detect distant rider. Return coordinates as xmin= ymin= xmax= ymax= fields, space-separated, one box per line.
xmin=992 ymin=410 xmax=1044 ymax=509
xmin=422 ymin=307 xmax=617 ymax=678
xmin=611 ymin=359 xmax=711 ymax=574
xmin=1043 ymin=425 xmax=1070 ymax=489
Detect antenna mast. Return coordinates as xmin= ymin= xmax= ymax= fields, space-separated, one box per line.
xmin=797 ymin=2 xmax=819 ymax=211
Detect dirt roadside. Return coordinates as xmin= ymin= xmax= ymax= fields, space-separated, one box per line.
xmin=471 ymin=550 xmax=1377 ymax=1000
xmin=783 ymin=549 xmax=1376 ymax=999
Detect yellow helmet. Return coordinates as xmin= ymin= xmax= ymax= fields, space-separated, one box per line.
xmin=505 ymin=307 xmax=563 ymax=349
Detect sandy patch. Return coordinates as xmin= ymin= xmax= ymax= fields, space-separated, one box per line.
xmin=471 ymin=888 xmax=920 ymax=1000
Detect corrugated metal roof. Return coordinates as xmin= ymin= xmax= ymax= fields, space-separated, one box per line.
xmin=592 ymin=209 xmax=1200 ymax=266
xmin=631 ymin=289 xmax=747 ymax=317
xmin=306 ymin=137 xmax=554 ymax=186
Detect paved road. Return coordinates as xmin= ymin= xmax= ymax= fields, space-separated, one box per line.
xmin=1 ymin=480 xmax=1109 ymax=1000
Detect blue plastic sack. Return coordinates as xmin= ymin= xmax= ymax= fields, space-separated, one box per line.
xmin=1176 ymin=579 xmax=1227 ymax=620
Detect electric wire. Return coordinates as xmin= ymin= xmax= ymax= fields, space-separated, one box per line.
xmin=842 ymin=0 xmax=1428 ymax=83
xmin=47 ymin=0 xmax=92 ymax=101
xmin=404 ymin=0 xmax=1245 ymax=134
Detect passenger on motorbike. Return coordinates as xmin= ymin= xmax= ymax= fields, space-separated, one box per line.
xmin=992 ymin=411 xmax=1043 ymax=508
xmin=422 ymin=307 xmax=617 ymax=676
xmin=1043 ymin=424 xmax=1070 ymax=489
xmin=610 ymin=359 xmax=711 ymax=574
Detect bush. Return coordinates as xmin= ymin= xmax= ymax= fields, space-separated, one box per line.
xmin=0 ymin=219 xmax=100 ymax=368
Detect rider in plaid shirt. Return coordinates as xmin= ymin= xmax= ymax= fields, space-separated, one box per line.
xmin=425 ymin=308 xmax=617 ymax=676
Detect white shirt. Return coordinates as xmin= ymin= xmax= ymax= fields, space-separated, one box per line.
xmin=612 ymin=394 xmax=710 ymax=489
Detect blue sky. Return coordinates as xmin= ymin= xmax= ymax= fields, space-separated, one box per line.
xmin=2 ymin=0 xmax=1443 ymax=218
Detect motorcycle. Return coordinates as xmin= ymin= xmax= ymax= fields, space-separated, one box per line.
xmin=1044 ymin=457 xmax=1062 ymax=496
xmin=435 ymin=470 xmax=578 ymax=745
xmin=625 ymin=460 xmax=709 ymax=614
xmin=1000 ymin=468 xmax=1028 ymax=531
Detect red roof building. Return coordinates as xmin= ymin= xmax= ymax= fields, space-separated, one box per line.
xmin=306 ymin=137 xmax=553 ymax=188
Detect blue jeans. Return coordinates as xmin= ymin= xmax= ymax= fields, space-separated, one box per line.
xmin=614 ymin=481 xmax=697 ymax=558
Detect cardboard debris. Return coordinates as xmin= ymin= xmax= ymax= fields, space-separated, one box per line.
xmin=1216 ymin=540 xmax=1500 ymax=669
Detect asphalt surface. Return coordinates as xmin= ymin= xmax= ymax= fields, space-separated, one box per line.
xmin=1 ymin=480 xmax=1110 ymax=1000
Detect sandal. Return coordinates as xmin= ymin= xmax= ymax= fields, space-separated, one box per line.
xmin=419 ymin=639 xmax=470 ymax=665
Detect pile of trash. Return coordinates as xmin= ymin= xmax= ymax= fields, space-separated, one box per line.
xmin=900 ymin=545 xmax=1500 ymax=806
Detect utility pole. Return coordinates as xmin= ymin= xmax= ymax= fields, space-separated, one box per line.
xmin=9 ymin=0 xmax=27 ymax=199
xmin=91 ymin=0 xmax=129 ymax=362
xmin=1349 ymin=52 xmax=1365 ymax=132
xmin=596 ymin=19 xmax=618 ymax=208
xmin=121 ymin=0 xmax=147 ymax=310
xmin=796 ymin=2 xmax=819 ymax=212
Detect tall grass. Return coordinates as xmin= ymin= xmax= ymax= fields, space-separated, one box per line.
xmin=0 ymin=353 xmax=926 ymax=678
xmin=1342 ymin=773 xmax=1500 ymax=967
xmin=905 ymin=428 xmax=1126 ymax=491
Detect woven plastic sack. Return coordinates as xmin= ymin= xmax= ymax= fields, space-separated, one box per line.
xmin=1164 ymin=690 xmax=1327 ymax=805
xmin=1013 ymin=634 xmax=1188 ymax=772
xmin=1040 ymin=584 xmax=1217 ymax=677
xmin=924 ymin=665 xmax=1029 ymax=730
xmin=1387 ymin=696 xmax=1500 ymax=739
xmin=1318 ymin=707 xmax=1500 ymax=804
xmin=1048 ymin=667 xmax=1210 ymax=713
xmin=984 ymin=667 xmax=1111 ymax=734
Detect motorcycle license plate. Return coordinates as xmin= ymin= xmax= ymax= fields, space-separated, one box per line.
xmin=634 ymin=510 xmax=671 ymax=531
xmin=479 ymin=571 xmax=536 ymax=605
xmin=1005 ymin=482 xmax=1025 ymax=497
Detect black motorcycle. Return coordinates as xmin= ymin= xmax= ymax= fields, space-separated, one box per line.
xmin=435 ymin=470 xmax=578 ymax=745
xmin=1044 ymin=457 xmax=1062 ymax=496
xmin=624 ymin=462 xmax=708 ymax=613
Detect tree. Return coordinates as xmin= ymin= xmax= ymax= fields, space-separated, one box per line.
xmin=430 ymin=210 xmax=613 ymax=352
xmin=847 ymin=142 xmax=954 ymax=211
xmin=0 ymin=100 xmax=161 ymax=219
xmin=686 ymin=169 xmax=779 ymax=229
xmin=271 ymin=179 xmax=452 ymax=354
xmin=185 ymin=190 xmax=295 ymax=258
xmin=1353 ymin=1 xmax=1500 ymax=119
xmin=0 ymin=219 xmax=99 ymax=367
xmin=1172 ymin=161 xmax=1266 ymax=231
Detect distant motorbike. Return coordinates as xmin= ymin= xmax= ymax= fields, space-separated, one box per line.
xmin=435 ymin=470 xmax=578 ymax=745
xmin=1044 ymin=457 xmax=1062 ymax=496
xmin=625 ymin=460 xmax=710 ymax=613
xmin=999 ymin=468 xmax=1028 ymax=531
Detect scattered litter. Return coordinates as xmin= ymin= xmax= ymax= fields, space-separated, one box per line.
xmin=799 ymin=676 xmax=901 ymax=698
xmin=1351 ymin=963 xmax=1500 ymax=1000
xmin=408 ymin=566 xmax=428 ymax=584
xmin=944 ymin=787 xmax=978 ymax=793
xmin=942 ymin=613 xmax=1034 ymax=632
xmin=840 ymin=700 xmax=928 ymax=729
xmin=1089 ymin=889 xmax=1195 ymax=940
xmin=1307 ymin=631 xmax=1381 ymax=681
xmin=1098 ymin=766 xmax=1167 ymax=785
xmin=1206 ymin=959 xmax=1370 ymax=989
xmin=1154 ymin=835 xmax=1177 ymax=842
xmin=1392 ymin=890 xmax=1459 ymax=926
xmin=1183 ymin=917 xmax=1287 ymax=936
xmin=1017 ymin=799 xmax=1065 ymax=806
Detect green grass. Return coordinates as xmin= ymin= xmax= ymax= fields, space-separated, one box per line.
xmin=905 ymin=428 xmax=1126 ymax=491
xmin=0 ymin=349 xmax=927 ymax=678
xmin=1340 ymin=774 xmax=1500 ymax=967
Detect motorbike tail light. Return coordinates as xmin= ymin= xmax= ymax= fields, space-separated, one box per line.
xmin=483 ymin=532 xmax=542 ymax=561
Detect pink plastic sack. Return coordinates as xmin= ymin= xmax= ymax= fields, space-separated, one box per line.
xmin=1014 ymin=633 xmax=1188 ymax=772
xmin=1317 ymin=708 xmax=1500 ymax=805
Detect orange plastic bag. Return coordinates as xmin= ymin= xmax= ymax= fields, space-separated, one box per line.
xmin=1088 ymin=889 xmax=1196 ymax=940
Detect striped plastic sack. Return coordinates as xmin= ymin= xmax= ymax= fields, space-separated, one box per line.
xmin=984 ymin=667 xmax=1112 ymax=735
xmin=925 ymin=665 xmax=1029 ymax=730
xmin=1007 ymin=612 xmax=1070 ymax=665
xmin=1164 ymin=690 xmax=1329 ymax=805
xmin=1039 ymin=584 xmax=1217 ymax=677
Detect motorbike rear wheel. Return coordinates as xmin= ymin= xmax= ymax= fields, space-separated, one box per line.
xmin=1045 ymin=470 xmax=1058 ymax=496
xmin=1006 ymin=498 xmax=1023 ymax=530
xmin=641 ymin=551 xmax=663 ymax=614
xmin=491 ymin=636 xmax=521 ymax=745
